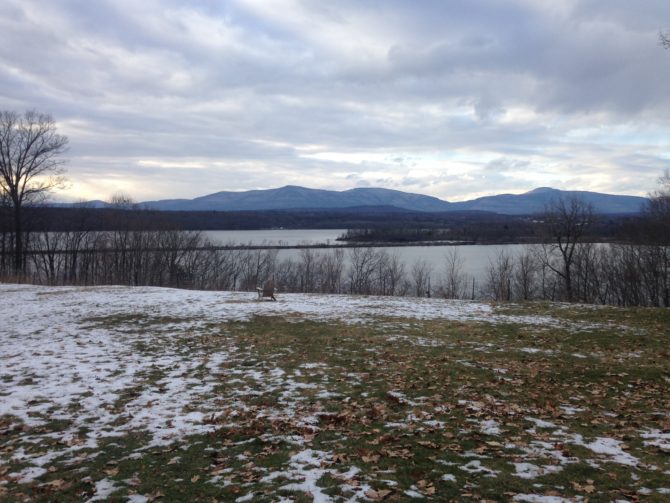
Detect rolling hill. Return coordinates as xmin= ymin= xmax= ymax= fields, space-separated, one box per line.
xmin=139 ymin=186 xmax=647 ymax=215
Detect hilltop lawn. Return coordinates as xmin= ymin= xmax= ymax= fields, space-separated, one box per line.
xmin=1 ymin=285 xmax=669 ymax=502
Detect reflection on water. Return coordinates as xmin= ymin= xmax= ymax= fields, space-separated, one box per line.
xmin=203 ymin=229 xmax=346 ymax=247
xmin=203 ymin=229 xmax=530 ymax=281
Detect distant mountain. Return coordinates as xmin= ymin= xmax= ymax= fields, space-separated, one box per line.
xmin=450 ymin=187 xmax=648 ymax=215
xmin=76 ymin=185 xmax=648 ymax=215
xmin=143 ymin=185 xmax=454 ymax=212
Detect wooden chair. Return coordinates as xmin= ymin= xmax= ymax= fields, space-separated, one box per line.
xmin=256 ymin=280 xmax=277 ymax=301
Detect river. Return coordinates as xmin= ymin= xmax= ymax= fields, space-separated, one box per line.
xmin=203 ymin=229 xmax=531 ymax=282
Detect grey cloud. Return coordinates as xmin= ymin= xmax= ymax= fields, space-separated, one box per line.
xmin=0 ymin=0 xmax=668 ymax=201
xmin=485 ymin=158 xmax=531 ymax=173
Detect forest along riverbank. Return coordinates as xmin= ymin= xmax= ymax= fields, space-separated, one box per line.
xmin=4 ymin=226 xmax=665 ymax=306
xmin=202 ymin=229 xmax=527 ymax=283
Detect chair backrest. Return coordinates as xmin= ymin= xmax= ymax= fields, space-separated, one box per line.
xmin=263 ymin=280 xmax=274 ymax=295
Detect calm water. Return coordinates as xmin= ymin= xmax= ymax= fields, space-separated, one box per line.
xmin=203 ymin=229 xmax=347 ymax=246
xmin=203 ymin=229 xmax=530 ymax=282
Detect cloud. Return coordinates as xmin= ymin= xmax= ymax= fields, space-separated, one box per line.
xmin=0 ymin=0 xmax=668 ymax=202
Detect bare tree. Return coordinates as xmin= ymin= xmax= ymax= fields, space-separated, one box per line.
xmin=321 ymin=249 xmax=345 ymax=293
xmin=0 ymin=110 xmax=68 ymax=271
xmin=299 ymin=248 xmax=318 ymax=292
xmin=660 ymin=30 xmax=670 ymax=49
xmin=109 ymin=192 xmax=137 ymax=210
xmin=642 ymin=170 xmax=670 ymax=305
xmin=411 ymin=259 xmax=433 ymax=297
xmin=483 ymin=250 xmax=514 ymax=301
xmin=348 ymin=247 xmax=382 ymax=295
xmin=0 ymin=191 xmax=11 ymax=274
xmin=377 ymin=251 xmax=408 ymax=296
xmin=439 ymin=247 xmax=467 ymax=299
xmin=513 ymin=247 xmax=539 ymax=300
xmin=536 ymin=197 xmax=596 ymax=302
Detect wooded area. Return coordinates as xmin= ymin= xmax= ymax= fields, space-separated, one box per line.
xmin=0 ymin=190 xmax=668 ymax=307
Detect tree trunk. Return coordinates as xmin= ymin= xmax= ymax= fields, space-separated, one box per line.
xmin=564 ymin=266 xmax=573 ymax=302
xmin=13 ymin=205 xmax=22 ymax=273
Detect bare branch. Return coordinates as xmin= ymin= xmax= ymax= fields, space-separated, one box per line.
xmin=0 ymin=109 xmax=68 ymax=271
xmin=537 ymin=196 xmax=596 ymax=302
xmin=660 ymin=30 xmax=670 ymax=49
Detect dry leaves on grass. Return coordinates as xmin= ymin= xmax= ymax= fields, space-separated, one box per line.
xmin=365 ymin=488 xmax=392 ymax=500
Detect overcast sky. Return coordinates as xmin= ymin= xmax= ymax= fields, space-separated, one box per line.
xmin=1 ymin=0 xmax=669 ymax=202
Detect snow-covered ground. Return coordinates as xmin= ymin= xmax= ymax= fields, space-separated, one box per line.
xmin=1 ymin=284 xmax=522 ymax=455
xmin=1 ymin=284 xmax=668 ymax=502
xmin=0 ymin=283 xmax=558 ymax=328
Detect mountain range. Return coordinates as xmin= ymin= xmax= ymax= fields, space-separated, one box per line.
xmin=79 ymin=186 xmax=648 ymax=215
xmin=146 ymin=186 xmax=648 ymax=215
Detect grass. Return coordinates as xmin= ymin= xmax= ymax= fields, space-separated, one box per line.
xmin=1 ymin=299 xmax=669 ymax=502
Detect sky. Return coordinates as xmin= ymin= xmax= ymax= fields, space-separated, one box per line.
xmin=1 ymin=0 xmax=670 ymax=203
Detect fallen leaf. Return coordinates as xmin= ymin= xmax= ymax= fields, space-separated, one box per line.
xmin=365 ymin=488 xmax=392 ymax=500
xmin=332 ymin=453 xmax=348 ymax=463
xmin=44 ymin=479 xmax=69 ymax=490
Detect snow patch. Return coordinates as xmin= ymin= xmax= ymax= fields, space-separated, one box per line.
xmin=514 ymin=495 xmax=582 ymax=503
xmin=459 ymin=460 xmax=499 ymax=477
xmin=641 ymin=429 xmax=670 ymax=451
xmin=513 ymin=462 xmax=563 ymax=479
xmin=86 ymin=478 xmax=119 ymax=502
xmin=578 ymin=437 xmax=639 ymax=467
xmin=478 ymin=419 xmax=501 ymax=435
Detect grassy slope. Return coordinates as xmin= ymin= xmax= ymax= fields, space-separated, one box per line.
xmin=1 ymin=298 xmax=669 ymax=502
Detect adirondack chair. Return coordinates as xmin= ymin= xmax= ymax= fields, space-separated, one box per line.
xmin=256 ymin=280 xmax=277 ymax=301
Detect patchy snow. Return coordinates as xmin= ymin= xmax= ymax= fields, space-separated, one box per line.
xmin=0 ymin=283 xmax=558 ymax=331
xmin=0 ymin=283 xmax=665 ymax=501
xmin=86 ymin=478 xmax=119 ymax=502
xmin=559 ymin=405 xmax=584 ymax=416
xmin=525 ymin=417 xmax=557 ymax=429
xmin=513 ymin=463 xmax=543 ymax=479
xmin=300 ymin=363 xmax=327 ymax=369
xmin=235 ymin=492 xmax=257 ymax=502
xmin=522 ymin=441 xmax=577 ymax=466
xmin=575 ymin=436 xmax=639 ymax=467
xmin=387 ymin=333 xmax=444 ymax=347
xmin=5 ymin=283 xmax=467 ymax=469
xmin=514 ymin=495 xmax=582 ymax=503
xmin=262 ymin=449 xmax=368 ymax=503
xmin=404 ymin=486 xmax=426 ymax=498
xmin=513 ymin=463 xmax=563 ymax=479
xmin=641 ymin=429 xmax=670 ymax=452
xmin=459 ymin=460 xmax=499 ymax=477
xmin=387 ymin=390 xmax=419 ymax=406
xmin=9 ymin=466 xmax=47 ymax=484
xmin=478 ymin=419 xmax=502 ymax=435
xmin=520 ymin=428 xmax=639 ymax=468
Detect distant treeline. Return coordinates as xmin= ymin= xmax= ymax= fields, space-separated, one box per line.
xmin=3 ymin=205 xmax=638 ymax=243
xmin=336 ymin=215 xmax=635 ymax=244
xmin=0 ymin=228 xmax=668 ymax=307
